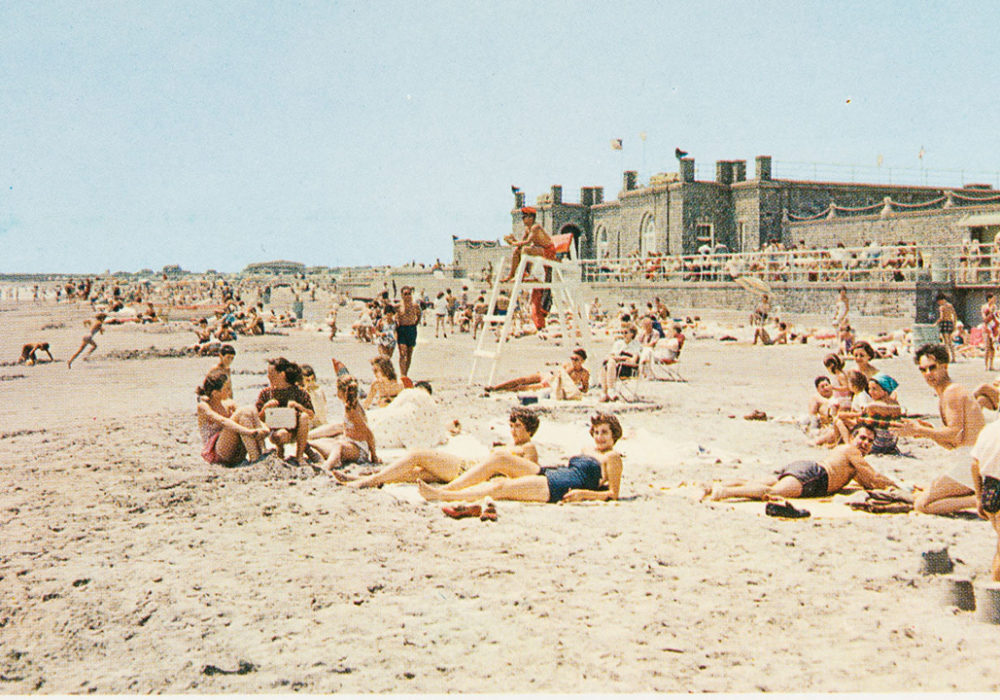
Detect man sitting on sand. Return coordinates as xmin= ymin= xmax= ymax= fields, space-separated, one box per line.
xmin=891 ymin=343 xmax=986 ymax=515
xmin=703 ymin=424 xmax=896 ymax=502
xmin=334 ymin=406 xmax=540 ymax=488
xmin=17 ymin=342 xmax=54 ymax=365
xmin=418 ymin=412 xmax=624 ymax=504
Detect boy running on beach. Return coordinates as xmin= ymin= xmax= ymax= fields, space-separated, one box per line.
xmin=67 ymin=313 xmax=107 ymax=368
xmin=702 ymin=424 xmax=896 ymax=502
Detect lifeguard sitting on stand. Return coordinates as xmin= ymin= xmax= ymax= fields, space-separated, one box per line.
xmin=502 ymin=206 xmax=557 ymax=329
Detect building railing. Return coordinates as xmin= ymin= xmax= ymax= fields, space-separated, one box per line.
xmin=579 ymin=243 xmax=1000 ymax=286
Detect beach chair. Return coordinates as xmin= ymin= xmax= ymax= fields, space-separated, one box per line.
xmin=610 ymin=355 xmax=644 ymax=402
xmin=644 ymin=339 xmax=686 ymax=382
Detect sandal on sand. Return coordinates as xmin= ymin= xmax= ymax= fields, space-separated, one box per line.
xmin=480 ymin=502 xmax=498 ymax=522
xmin=765 ymin=500 xmax=810 ymax=518
xmin=443 ymin=504 xmax=482 ymax=519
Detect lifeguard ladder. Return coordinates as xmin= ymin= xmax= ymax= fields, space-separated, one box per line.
xmin=468 ymin=233 xmax=593 ymax=386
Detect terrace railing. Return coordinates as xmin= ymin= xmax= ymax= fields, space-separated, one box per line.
xmin=580 ymin=243 xmax=999 ymax=286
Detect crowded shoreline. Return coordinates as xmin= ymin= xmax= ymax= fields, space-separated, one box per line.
xmin=5 ymin=264 xmax=1000 ymax=693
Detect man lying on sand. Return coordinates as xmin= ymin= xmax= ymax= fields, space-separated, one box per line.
xmin=418 ymin=412 xmax=623 ymax=504
xmin=702 ymin=424 xmax=896 ymax=502
xmin=333 ymin=406 xmax=540 ymax=488
xmin=17 ymin=342 xmax=53 ymax=365
xmin=484 ymin=348 xmax=590 ymax=399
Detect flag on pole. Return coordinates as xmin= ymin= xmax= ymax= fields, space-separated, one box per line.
xmin=918 ymin=146 xmax=925 ymax=161
xmin=876 ymin=154 xmax=883 ymax=167
xmin=639 ymin=131 xmax=647 ymax=142
xmin=611 ymin=138 xmax=623 ymax=150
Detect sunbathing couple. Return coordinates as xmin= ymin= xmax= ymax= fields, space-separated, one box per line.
xmin=335 ymin=409 xmax=624 ymax=505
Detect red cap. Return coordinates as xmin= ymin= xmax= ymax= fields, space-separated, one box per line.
xmin=520 ymin=206 xmax=537 ymax=216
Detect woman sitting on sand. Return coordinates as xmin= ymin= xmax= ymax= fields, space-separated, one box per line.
xmin=363 ymin=356 xmax=404 ymax=409
xmin=418 ymin=412 xmax=624 ymax=504
xmin=335 ymin=406 xmax=540 ymax=488
xmin=196 ymin=369 xmax=269 ymax=466
xmin=313 ymin=376 xmax=378 ymax=473
xmin=851 ymin=341 xmax=879 ymax=379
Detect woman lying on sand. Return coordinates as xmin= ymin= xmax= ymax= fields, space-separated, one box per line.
xmin=418 ymin=412 xmax=624 ymax=504
xmin=196 ymin=369 xmax=269 ymax=466
xmin=334 ymin=406 xmax=540 ymax=488
xmin=312 ymin=376 xmax=377 ymax=472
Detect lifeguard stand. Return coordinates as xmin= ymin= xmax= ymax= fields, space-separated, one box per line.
xmin=468 ymin=233 xmax=593 ymax=386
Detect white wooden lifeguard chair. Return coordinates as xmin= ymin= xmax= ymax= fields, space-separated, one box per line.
xmin=468 ymin=233 xmax=593 ymax=386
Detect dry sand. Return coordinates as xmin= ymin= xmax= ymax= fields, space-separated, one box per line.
xmin=3 ymin=295 xmax=1000 ymax=693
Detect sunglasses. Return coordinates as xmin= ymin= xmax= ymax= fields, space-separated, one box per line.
xmin=919 ymin=364 xmax=939 ymax=373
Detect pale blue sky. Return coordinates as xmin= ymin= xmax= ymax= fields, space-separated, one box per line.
xmin=2 ymin=1 xmax=999 ymax=273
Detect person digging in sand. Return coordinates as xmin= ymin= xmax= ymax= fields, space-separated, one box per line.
xmin=18 ymin=342 xmax=54 ymax=365
xmin=418 ymin=412 xmax=623 ymax=504
xmin=702 ymin=424 xmax=896 ymax=502
xmin=333 ymin=406 xmax=540 ymax=488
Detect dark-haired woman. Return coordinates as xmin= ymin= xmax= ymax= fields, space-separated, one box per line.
xmin=197 ymin=369 xmax=268 ymax=466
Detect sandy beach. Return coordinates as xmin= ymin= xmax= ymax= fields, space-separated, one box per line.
xmin=4 ymin=293 xmax=1000 ymax=693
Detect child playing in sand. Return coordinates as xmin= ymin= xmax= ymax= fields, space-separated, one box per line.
xmin=314 ymin=375 xmax=377 ymax=473
xmin=703 ymin=424 xmax=896 ymax=502
xmin=814 ymin=370 xmax=871 ymax=447
xmin=18 ymin=342 xmax=54 ymax=366
xmin=300 ymin=364 xmax=328 ymax=429
xmin=196 ymin=369 xmax=269 ymax=466
xmin=67 ymin=313 xmax=107 ymax=368
xmin=418 ymin=412 xmax=624 ymax=504
xmin=334 ymin=406 xmax=540 ymax=488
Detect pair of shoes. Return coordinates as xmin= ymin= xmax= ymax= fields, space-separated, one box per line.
xmin=480 ymin=502 xmax=498 ymax=522
xmin=764 ymin=500 xmax=810 ymax=518
xmin=283 ymin=456 xmax=300 ymax=467
xmin=443 ymin=504 xmax=481 ymax=519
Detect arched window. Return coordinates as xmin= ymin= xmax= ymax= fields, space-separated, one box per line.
xmin=596 ymin=226 xmax=610 ymax=259
xmin=639 ymin=214 xmax=656 ymax=255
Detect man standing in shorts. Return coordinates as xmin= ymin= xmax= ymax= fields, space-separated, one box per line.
xmin=396 ymin=286 xmax=421 ymax=379
xmin=983 ymin=293 xmax=998 ymax=371
xmin=935 ymin=293 xmax=958 ymax=362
